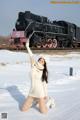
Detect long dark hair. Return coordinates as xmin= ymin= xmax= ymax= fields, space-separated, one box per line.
xmin=38 ymin=58 xmax=48 ymax=83
xmin=42 ymin=61 xmax=48 ymax=83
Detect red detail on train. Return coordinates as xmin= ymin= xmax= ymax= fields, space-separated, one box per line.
xmin=11 ymin=31 xmax=25 ymax=38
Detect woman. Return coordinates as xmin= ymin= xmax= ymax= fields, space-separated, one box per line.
xmin=21 ymin=39 xmax=48 ymax=114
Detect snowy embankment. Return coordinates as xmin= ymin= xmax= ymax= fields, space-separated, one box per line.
xmin=0 ymin=50 xmax=80 ymax=120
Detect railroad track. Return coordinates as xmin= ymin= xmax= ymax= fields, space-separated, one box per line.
xmin=0 ymin=46 xmax=80 ymax=54
xmin=1 ymin=48 xmax=80 ymax=55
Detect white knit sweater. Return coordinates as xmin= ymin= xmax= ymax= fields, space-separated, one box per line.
xmin=26 ymin=41 xmax=48 ymax=98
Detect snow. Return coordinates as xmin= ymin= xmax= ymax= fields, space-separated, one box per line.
xmin=0 ymin=49 xmax=80 ymax=120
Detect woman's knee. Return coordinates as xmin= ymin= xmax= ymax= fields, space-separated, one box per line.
xmin=21 ymin=96 xmax=33 ymax=112
xmin=21 ymin=102 xmax=29 ymax=111
xmin=39 ymin=98 xmax=48 ymax=114
xmin=21 ymin=106 xmax=27 ymax=112
xmin=40 ymin=107 xmax=48 ymax=114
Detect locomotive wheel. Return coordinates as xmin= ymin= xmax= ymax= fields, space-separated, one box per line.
xmin=46 ymin=38 xmax=58 ymax=48
xmin=52 ymin=38 xmax=58 ymax=48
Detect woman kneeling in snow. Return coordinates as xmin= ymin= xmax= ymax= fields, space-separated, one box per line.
xmin=21 ymin=38 xmax=54 ymax=114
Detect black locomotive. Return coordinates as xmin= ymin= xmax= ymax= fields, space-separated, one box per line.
xmin=15 ymin=11 xmax=80 ymax=48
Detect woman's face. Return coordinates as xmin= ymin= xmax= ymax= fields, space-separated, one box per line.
xmin=38 ymin=58 xmax=45 ymax=66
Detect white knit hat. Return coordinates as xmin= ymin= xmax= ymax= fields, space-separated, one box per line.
xmin=38 ymin=54 xmax=46 ymax=60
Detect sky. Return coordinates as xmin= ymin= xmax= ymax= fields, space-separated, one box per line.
xmin=0 ymin=0 xmax=80 ymax=36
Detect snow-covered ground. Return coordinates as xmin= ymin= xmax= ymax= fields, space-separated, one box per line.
xmin=0 ymin=50 xmax=80 ymax=120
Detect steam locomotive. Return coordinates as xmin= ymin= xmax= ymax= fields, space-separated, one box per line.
xmin=10 ymin=11 xmax=80 ymax=49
